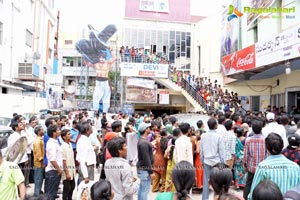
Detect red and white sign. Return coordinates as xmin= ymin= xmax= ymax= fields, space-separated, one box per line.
xmin=159 ymin=90 xmax=169 ymax=104
xmin=221 ymin=44 xmax=256 ymax=76
xmin=120 ymin=63 xmax=169 ymax=78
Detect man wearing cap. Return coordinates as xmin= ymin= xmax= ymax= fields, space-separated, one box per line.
xmin=136 ymin=122 xmax=153 ymax=200
xmin=262 ymin=112 xmax=288 ymax=147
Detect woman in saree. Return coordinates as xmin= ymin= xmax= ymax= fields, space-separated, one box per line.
xmin=234 ymin=127 xmax=246 ymax=189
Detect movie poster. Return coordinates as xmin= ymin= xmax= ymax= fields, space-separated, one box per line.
xmin=220 ymin=0 xmax=240 ymax=59
xmin=126 ymin=78 xmax=157 ymax=103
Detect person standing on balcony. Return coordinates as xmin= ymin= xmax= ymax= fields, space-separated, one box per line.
xmin=130 ymin=47 xmax=136 ymax=62
xmin=119 ymin=46 xmax=125 ymax=61
xmin=124 ymin=46 xmax=130 ymax=62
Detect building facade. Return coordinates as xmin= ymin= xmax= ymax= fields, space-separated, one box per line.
xmin=194 ymin=0 xmax=300 ymax=113
xmin=0 ymin=0 xmax=58 ymax=97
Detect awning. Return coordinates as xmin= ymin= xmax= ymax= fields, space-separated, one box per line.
xmin=11 ymin=83 xmax=38 ymax=91
xmin=227 ymin=57 xmax=300 ymax=80
xmin=0 ymin=83 xmax=24 ymax=91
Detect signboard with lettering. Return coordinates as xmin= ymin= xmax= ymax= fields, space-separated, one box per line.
xmin=120 ymin=63 xmax=169 ymax=78
xmin=121 ymin=103 xmax=135 ymax=115
xmin=159 ymin=90 xmax=169 ymax=104
xmin=255 ymin=26 xmax=300 ymax=67
xmin=221 ymin=44 xmax=256 ymax=75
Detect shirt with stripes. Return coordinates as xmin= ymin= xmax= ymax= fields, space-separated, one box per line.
xmin=248 ymin=154 xmax=300 ymax=200
xmin=243 ymin=134 xmax=267 ymax=174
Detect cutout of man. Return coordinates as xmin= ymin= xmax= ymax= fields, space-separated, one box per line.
xmin=76 ymin=24 xmax=117 ymax=113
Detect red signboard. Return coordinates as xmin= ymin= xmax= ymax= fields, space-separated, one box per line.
xmin=221 ymin=44 xmax=256 ymax=76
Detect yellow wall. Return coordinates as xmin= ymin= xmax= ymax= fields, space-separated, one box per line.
xmin=225 ymin=70 xmax=300 ymax=96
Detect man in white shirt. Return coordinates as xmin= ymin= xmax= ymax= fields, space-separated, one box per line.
xmin=76 ymin=121 xmax=96 ymax=184
xmin=173 ymin=122 xmax=193 ymax=165
xmin=262 ymin=112 xmax=288 ymax=147
xmin=217 ymin=115 xmax=227 ymax=135
xmin=45 ymin=124 xmax=63 ymax=200
xmin=94 ymin=113 xmax=102 ymax=133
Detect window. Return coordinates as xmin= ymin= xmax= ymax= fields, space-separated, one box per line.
xmin=253 ymin=25 xmax=258 ymax=43
xmin=0 ymin=22 xmax=2 ymax=45
xmin=64 ymin=40 xmax=72 ymax=45
xmin=2 ymin=87 xmax=7 ymax=94
xmin=25 ymin=29 xmax=33 ymax=47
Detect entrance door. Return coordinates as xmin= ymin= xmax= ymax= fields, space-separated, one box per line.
xmin=251 ymin=96 xmax=260 ymax=112
xmin=287 ymin=92 xmax=297 ymax=113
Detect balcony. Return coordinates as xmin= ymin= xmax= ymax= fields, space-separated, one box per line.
xmin=61 ymin=66 xmax=97 ymax=77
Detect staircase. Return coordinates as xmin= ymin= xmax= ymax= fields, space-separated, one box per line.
xmin=154 ymin=77 xmax=207 ymax=113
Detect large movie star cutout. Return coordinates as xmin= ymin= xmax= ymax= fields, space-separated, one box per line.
xmin=76 ymin=24 xmax=117 ymax=113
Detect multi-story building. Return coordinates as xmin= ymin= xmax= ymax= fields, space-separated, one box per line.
xmin=58 ymin=0 xmax=206 ymax=114
xmin=195 ymin=0 xmax=300 ymax=113
xmin=119 ymin=0 xmax=205 ymax=115
xmin=58 ymin=31 xmax=99 ymax=109
xmin=0 ymin=0 xmax=58 ymax=97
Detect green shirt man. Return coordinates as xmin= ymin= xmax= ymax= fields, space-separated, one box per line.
xmin=0 ymin=160 xmax=25 ymax=200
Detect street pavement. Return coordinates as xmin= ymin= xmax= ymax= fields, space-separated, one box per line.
xmin=26 ymin=167 xmax=243 ymax=199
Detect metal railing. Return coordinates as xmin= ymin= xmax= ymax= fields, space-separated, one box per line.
xmin=168 ymin=68 xmax=209 ymax=112
xmin=119 ymin=54 xmax=169 ymax=64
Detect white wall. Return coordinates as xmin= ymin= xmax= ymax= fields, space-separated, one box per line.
xmin=0 ymin=93 xmax=75 ymax=117
xmin=0 ymin=0 xmax=57 ymax=82
xmin=192 ymin=14 xmax=222 ymax=81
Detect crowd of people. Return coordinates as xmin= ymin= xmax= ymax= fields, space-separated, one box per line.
xmin=2 ymin=108 xmax=300 ymax=200
xmin=119 ymin=46 xmax=169 ymax=64
xmin=170 ymin=67 xmax=243 ymax=115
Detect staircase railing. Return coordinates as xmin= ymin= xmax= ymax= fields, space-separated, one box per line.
xmin=168 ymin=68 xmax=208 ymax=112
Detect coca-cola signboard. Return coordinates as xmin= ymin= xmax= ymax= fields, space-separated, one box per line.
xmin=221 ymin=44 xmax=256 ymax=76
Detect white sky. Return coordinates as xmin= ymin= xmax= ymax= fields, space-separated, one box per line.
xmin=57 ymin=0 xmax=231 ymax=32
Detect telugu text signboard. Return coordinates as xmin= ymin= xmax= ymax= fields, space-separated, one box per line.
xmin=120 ymin=63 xmax=169 ymax=78
xmin=255 ymin=25 xmax=300 ymax=67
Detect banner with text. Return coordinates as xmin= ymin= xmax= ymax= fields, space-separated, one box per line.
xmin=120 ymin=63 xmax=169 ymax=78
xmin=221 ymin=44 xmax=256 ymax=76
xmin=255 ymin=25 xmax=300 ymax=67
xmin=159 ymin=90 xmax=170 ymax=104
xmin=126 ymin=78 xmax=157 ymax=103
